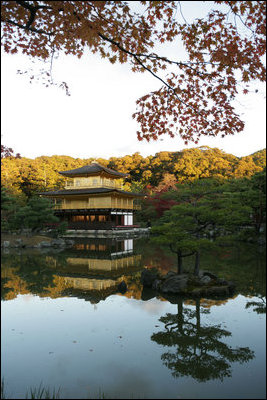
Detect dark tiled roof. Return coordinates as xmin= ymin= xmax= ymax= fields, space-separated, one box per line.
xmin=39 ymin=188 xmax=143 ymax=197
xmin=59 ymin=162 xmax=128 ymax=177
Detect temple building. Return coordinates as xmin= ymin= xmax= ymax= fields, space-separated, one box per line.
xmin=39 ymin=162 xmax=143 ymax=230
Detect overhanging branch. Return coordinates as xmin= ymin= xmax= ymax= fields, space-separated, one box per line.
xmin=2 ymin=18 xmax=54 ymax=36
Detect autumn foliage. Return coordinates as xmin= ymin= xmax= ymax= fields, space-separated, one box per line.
xmin=1 ymin=1 xmax=266 ymax=144
xmin=1 ymin=144 xmax=21 ymax=159
xmin=146 ymin=191 xmax=178 ymax=218
xmin=1 ymin=146 xmax=265 ymax=198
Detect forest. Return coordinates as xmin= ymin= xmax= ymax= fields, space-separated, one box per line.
xmin=1 ymin=146 xmax=266 ymax=198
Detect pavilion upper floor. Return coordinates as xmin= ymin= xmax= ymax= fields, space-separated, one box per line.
xmin=64 ymin=176 xmax=124 ymax=190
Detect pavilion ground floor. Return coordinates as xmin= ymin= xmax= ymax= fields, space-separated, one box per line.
xmin=52 ymin=209 xmax=138 ymax=230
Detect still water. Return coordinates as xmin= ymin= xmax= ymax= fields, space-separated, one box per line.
xmin=1 ymin=238 xmax=266 ymax=399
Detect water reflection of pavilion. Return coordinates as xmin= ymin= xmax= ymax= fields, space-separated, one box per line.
xmin=66 ymin=238 xmax=140 ymax=273
xmin=48 ymin=238 xmax=143 ymax=302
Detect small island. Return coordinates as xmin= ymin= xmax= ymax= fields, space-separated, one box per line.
xmin=141 ymin=268 xmax=235 ymax=298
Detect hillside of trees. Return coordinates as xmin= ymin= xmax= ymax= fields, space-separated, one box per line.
xmin=1 ymin=147 xmax=266 ymax=199
xmin=1 ymin=147 xmax=265 ymax=247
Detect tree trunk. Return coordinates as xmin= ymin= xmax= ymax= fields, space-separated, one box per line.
xmin=177 ymin=251 xmax=183 ymax=275
xmin=195 ymin=298 xmax=201 ymax=333
xmin=194 ymin=251 xmax=200 ymax=276
xmin=177 ymin=298 xmax=184 ymax=333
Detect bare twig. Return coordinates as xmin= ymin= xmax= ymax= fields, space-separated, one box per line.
xmin=178 ymin=1 xmax=188 ymax=25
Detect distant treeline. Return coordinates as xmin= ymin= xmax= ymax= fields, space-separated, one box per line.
xmin=1 ymin=146 xmax=266 ymax=198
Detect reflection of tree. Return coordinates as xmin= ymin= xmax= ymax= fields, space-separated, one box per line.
xmin=151 ymin=298 xmax=254 ymax=382
xmin=1 ymin=253 xmax=64 ymax=300
xmin=1 ymin=266 xmax=30 ymax=300
xmin=201 ymin=244 xmax=266 ymax=299
xmin=246 ymin=296 xmax=266 ymax=314
xmin=12 ymin=254 xmax=56 ymax=295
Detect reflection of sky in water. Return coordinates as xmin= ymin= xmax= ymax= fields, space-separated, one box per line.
xmin=1 ymin=293 xmax=266 ymax=399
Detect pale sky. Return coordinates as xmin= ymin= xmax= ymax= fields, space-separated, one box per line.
xmin=1 ymin=2 xmax=266 ymax=160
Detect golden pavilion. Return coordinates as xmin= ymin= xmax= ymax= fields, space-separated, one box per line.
xmin=39 ymin=162 xmax=143 ymax=230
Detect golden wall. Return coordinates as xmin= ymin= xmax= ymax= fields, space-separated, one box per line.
xmin=63 ymin=277 xmax=117 ymax=291
xmin=65 ymin=176 xmax=123 ymax=190
xmin=66 ymin=255 xmax=142 ymax=271
xmin=54 ymin=195 xmax=138 ymax=210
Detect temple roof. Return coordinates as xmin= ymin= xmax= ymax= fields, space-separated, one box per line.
xmin=59 ymin=162 xmax=128 ymax=178
xmin=39 ymin=187 xmax=143 ymax=197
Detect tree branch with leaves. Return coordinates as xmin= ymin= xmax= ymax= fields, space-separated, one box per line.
xmin=1 ymin=1 xmax=266 ymax=144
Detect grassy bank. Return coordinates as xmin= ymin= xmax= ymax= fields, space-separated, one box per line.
xmin=1 ymin=233 xmax=53 ymax=247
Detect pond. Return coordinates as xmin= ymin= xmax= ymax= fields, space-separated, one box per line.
xmin=1 ymin=238 xmax=266 ymax=399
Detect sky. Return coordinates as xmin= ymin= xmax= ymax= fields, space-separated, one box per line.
xmin=1 ymin=2 xmax=266 ymax=161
